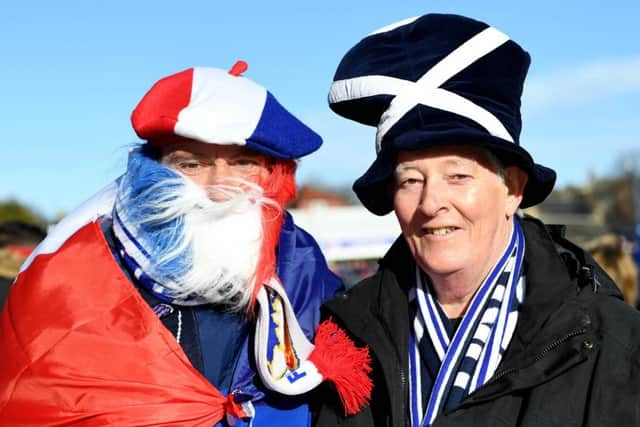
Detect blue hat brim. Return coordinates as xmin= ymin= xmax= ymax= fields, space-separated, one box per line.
xmin=353 ymin=129 xmax=556 ymax=215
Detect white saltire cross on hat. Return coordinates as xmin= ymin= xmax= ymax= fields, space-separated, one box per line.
xmin=329 ymin=25 xmax=514 ymax=152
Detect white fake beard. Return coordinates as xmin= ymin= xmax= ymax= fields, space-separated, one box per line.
xmin=138 ymin=176 xmax=278 ymax=311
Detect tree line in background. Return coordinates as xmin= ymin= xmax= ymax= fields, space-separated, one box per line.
xmin=0 ymin=199 xmax=46 ymax=226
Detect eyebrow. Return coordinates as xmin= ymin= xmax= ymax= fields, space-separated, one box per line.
xmin=395 ymin=157 xmax=472 ymax=172
xmin=162 ymin=152 xmax=200 ymax=162
xmin=394 ymin=162 xmax=418 ymax=174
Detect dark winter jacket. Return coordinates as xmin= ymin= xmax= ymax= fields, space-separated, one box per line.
xmin=315 ymin=216 xmax=640 ymax=426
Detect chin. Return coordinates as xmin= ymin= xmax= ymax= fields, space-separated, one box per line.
xmin=418 ymin=259 xmax=462 ymax=277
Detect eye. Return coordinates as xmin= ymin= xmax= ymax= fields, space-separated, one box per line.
xmin=448 ymin=174 xmax=471 ymax=182
xmin=170 ymin=159 xmax=207 ymax=175
xmin=179 ymin=161 xmax=201 ymax=169
xmin=232 ymin=158 xmax=261 ymax=167
xmin=403 ymin=178 xmax=421 ymax=185
xmin=396 ymin=175 xmax=424 ymax=190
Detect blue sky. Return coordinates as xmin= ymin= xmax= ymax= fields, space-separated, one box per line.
xmin=1 ymin=1 xmax=639 ymax=219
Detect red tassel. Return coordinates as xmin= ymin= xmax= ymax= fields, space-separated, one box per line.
xmin=308 ymin=319 xmax=373 ymax=416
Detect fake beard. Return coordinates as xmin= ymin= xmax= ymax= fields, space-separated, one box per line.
xmin=114 ymin=151 xmax=279 ymax=311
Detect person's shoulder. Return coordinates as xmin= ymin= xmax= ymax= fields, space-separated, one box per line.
xmin=591 ymin=291 xmax=640 ymax=358
xmin=325 ymin=269 xmax=384 ymax=311
xmin=281 ymin=211 xmax=323 ymax=254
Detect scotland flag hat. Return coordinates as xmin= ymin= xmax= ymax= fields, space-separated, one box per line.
xmin=132 ymin=61 xmax=322 ymax=160
xmin=329 ymin=14 xmax=556 ymax=215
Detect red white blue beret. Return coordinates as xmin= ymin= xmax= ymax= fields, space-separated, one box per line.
xmin=132 ymin=62 xmax=322 ymax=160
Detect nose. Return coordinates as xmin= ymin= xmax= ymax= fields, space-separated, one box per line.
xmin=207 ymin=159 xmax=233 ymax=182
xmin=417 ymin=178 xmax=447 ymax=217
xmin=205 ymin=159 xmax=236 ymax=201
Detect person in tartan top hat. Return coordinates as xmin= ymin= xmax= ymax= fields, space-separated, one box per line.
xmin=0 ymin=62 xmax=372 ymax=426
xmin=315 ymin=13 xmax=640 ymax=427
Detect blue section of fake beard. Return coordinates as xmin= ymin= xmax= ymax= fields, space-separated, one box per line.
xmin=119 ymin=146 xmax=191 ymax=281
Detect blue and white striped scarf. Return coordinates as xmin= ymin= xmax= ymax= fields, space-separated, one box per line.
xmin=409 ymin=219 xmax=525 ymax=426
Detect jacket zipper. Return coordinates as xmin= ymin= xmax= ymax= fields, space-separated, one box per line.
xmin=378 ymin=317 xmax=407 ymax=426
xmin=467 ymin=327 xmax=588 ymax=400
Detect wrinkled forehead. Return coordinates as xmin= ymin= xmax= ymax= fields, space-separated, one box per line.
xmin=395 ymin=144 xmax=499 ymax=170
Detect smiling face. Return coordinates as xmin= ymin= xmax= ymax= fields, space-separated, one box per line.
xmin=392 ymin=145 xmax=527 ymax=292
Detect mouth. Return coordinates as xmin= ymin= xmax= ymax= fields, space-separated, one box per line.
xmin=422 ymin=226 xmax=458 ymax=236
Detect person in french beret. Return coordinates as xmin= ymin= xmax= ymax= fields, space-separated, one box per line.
xmin=0 ymin=62 xmax=371 ymax=426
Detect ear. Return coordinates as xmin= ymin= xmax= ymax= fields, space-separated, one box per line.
xmin=503 ymin=166 xmax=528 ymax=217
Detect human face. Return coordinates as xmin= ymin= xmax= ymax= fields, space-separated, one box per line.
xmin=392 ymin=145 xmax=526 ymax=290
xmin=160 ymin=140 xmax=272 ymax=190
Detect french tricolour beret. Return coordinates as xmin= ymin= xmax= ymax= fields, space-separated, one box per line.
xmin=132 ymin=62 xmax=322 ymax=160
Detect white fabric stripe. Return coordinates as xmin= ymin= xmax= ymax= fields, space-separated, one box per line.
xmin=328 ymin=75 xmax=412 ymax=104
xmin=367 ymin=16 xmax=420 ymax=36
xmin=516 ymin=275 xmax=525 ymax=301
xmin=175 ymin=67 xmax=266 ymax=145
xmin=413 ymin=307 xmax=426 ymax=344
xmin=468 ymin=280 xmax=506 ymax=392
xmin=413 ymin=343 xmax=424 ymax=424
xmin=416 ymin=270 xmax=449 ymax=359
xmin=469 ymin=330 xmax=489 ymax=392
xmin=453 ymin=371 xmax=470 ymax=389
xmin=467 ymin=342 xmax=482 ymax=359
xmin=414 ymin=27 xmax=510 ymax=90
xmin=487 ymin=258 xmax=516 ymax=379
xmin=502 ymin=275 xmax=525 ymax=351
xmin=376 ymin=27 xmax=511 ymax=149
xmin=20 ymin=180 xmax=118 ymax=272
xmin=112 ymin=210 xmax=146 ymax=269
xmin=329 ymin=77 xmax=514 ymax=151
xmin=377 ymin=86 xmax=513 ymax=152
xmin=492 ymin=283 xmax=506 ymax=301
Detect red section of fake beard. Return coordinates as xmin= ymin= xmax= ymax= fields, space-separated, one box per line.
xmin=247 ymin=159 xmax=297 ymax=314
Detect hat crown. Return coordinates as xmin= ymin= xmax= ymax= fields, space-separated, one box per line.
xmin=132 ymin=65 xmax=322 ymax=160
xmin=330 ymin=13 xmax=530 ymax=150
xmin=328 ymin=13 xmax=556 ymax=214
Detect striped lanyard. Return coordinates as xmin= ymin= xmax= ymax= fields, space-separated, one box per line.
xmin=409 ymin=219 xmax=525 ymax=426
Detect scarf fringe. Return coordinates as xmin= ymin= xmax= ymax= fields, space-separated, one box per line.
xmin=309 ymin=319 xmax=373 ymax=415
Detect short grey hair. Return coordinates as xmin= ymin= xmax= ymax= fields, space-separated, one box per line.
xmin=480 ymin=148 xmax=505 ymax=183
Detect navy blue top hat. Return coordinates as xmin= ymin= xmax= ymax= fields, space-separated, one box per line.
xmin=328 ymin=14 xmax=556 ymax=215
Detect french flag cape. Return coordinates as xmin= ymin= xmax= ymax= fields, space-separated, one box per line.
xmin=0 ymin=212 xmax=238 ymax=424
xmin=0 ymin=183 xmax=368 ymax=425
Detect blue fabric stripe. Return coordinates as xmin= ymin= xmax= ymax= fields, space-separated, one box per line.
xmin=114 ymin=208 xmax=151 ymax=259
xmin=409 ymin=333 xmax=421 ymax=427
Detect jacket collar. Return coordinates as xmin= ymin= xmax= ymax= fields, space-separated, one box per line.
xmin=513 ymin=216 xmax=583 ymax=347
xmin=462 ymin=216 xmax=596 ymax=404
